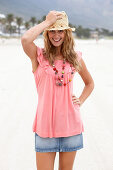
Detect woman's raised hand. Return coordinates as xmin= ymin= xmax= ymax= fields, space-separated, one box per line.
xmin=45 ymin=10 xmax=63 ymax=26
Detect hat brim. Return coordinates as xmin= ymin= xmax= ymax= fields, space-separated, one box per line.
xmin=45 ymin=27 xmax=76 ymax=32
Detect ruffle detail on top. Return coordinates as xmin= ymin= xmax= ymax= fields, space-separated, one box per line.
xmin=36 ymin=46 xmax=82 ymax=76
xmin=36 ymin=46 xmax=50 ymax=71
xmin=36 ymin=46 xmax=72 ymax=76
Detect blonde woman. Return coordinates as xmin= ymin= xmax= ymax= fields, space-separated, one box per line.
xmin=21 ymin=10 xmax=94 ymax=170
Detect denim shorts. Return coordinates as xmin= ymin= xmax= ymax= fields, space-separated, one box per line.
xmin=35 ymin=132 xmax=83 ymax=152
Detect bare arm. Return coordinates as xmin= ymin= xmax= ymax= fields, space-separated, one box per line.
xmin=78 ymin=58 xmax=95 ymax=106
xmin=21 ymin=10 xmax=63 ymax=60
xmin=21 ymin=21 xmax=50 ymax=60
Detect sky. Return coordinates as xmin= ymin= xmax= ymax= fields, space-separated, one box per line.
xmin=0 ymin=0 xmax=113 ymax=30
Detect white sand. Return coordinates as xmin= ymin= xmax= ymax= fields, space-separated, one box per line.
xmin=0 ymin=38 xmax=113 ymax=170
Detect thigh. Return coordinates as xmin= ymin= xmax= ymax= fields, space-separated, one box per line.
xmin=58 ymin=151 xmax=77 ymax=170
xmin=36 ymin=152 xmax=56 ymax=170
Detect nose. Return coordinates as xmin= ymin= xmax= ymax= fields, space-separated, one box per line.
xmin=54 ymin=34 xmax=60 ymax=38
xmin=53 ymin=32 xmax=60 ymax=38
xmin=54 ymin=31 xmax=60 ymax=35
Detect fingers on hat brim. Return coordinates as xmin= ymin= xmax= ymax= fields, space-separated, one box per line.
xmin=57 ymin=15 xmax=63 ymax=19
xmin=56 ymin=13 xmax=63 ymax=17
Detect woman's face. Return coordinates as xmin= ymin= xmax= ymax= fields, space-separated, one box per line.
xmin=47 ymin=30 xmax=65 ymax=47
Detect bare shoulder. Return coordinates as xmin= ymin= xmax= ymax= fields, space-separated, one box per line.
xmin=30 ymin=56 xmax=39 ymax=73
xmin=78 ymin=58 xmax=94 ymax=85
xmin=29 ymin=45 xmax=40 ymax=73
xmin=30 ymin=47 xmax=46 ymax=73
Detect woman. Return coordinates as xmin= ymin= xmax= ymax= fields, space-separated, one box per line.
xmin=21 ymin=10 xmax=94 ymax=170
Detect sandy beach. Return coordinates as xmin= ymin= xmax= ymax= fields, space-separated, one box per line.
xmin=0 ymin=37 xmax=113 ymax=170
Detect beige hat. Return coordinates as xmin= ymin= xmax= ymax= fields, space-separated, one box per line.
xmin=45 ymin=11 xmax=75 ymax=32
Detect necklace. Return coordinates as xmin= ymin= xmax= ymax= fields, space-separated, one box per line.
xmin=52 ymin=58 xmax=76 ymax=86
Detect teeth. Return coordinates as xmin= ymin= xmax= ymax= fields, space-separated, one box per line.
xmin=53 ymin=39 xmax=61 ymax=42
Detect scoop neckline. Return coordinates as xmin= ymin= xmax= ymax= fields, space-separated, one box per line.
xmin=54 ymin=58 xmax=66 ymax=61
xmin=54 ymin=59 xmax=65 ymax=63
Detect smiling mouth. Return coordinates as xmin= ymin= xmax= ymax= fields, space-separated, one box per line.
xmin=52 ymin=38 xmax=62 ymax=42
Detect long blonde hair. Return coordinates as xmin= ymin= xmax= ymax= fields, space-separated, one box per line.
xmin=42 ymin=29 xmax=82 ymax=72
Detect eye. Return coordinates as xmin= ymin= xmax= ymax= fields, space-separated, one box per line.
xmin=49 ymin=30 xmax=54 ymax=33
xmin=59 ymin=30 xmax=63 ymax=33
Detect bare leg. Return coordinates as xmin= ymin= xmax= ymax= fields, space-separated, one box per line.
xmin=58 ymin=151 xmax=77 ymax=170
xmin=36 ymin=152 xmax=56 ymax=170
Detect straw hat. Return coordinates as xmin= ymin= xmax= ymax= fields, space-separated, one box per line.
xmin=44 ymin=11 xmax=75 ymax=32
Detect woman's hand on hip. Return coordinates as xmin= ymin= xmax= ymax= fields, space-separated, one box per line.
xmin=72 ymin=94 xmax=81 ymax=106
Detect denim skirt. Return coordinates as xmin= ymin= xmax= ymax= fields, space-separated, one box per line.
xmin=35 ymin=132 xmax=83 ymax=152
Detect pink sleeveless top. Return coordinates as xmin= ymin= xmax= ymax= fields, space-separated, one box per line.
xmin=32 ymin=46 xmax=84 ymax=138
